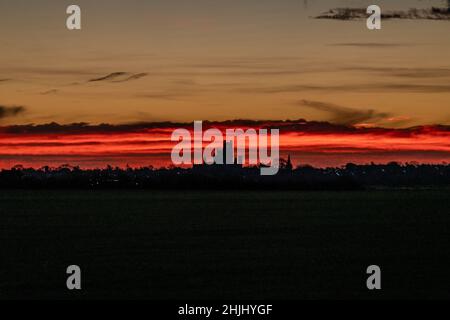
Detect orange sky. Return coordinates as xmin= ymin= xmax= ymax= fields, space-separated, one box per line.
xmin=1 ymin=0 xmax=449 ymax=126
xmin=0 ymin=1 xmax=449 ymax=168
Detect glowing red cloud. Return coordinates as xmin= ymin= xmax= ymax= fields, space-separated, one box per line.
xmin=0 ymin=121 xmax=449 ymax=169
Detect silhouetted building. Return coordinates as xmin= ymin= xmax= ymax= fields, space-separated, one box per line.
xmin=286 ymin=155 xmax=293 ymax=171
xmin=193 ymin=140 xmax=243 ymax=174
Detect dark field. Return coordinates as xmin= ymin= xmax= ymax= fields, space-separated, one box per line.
xmin=1 ymin=189 xmax=449 ymax=299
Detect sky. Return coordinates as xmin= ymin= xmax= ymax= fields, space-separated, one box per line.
xmin=0 ymin=0 xmax=449 ymax=168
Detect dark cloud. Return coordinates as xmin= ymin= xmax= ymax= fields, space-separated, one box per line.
xmin=1 ymin=120 xmax=449 ymax=137
xmin=153 ymin=70 xmax=310 ymax=77
xmin=315 ymin=7 xmax=450 ymax=21
xmin=330 ymin=43 xmax=410 ymax=48
xmin=298 ymin=100 xmax=391 ymax=126
xmin=113 ymin=73 xmax=148 ymax=83
xmin=374 ymin=83 xmax=450 ymax=93
xmin=0 ymin=121 xmax=185 ymax=135
xmin=163 ymin=63 xmax=450 ymax=81
xmin=40 ymin=89 xmax=60 ymax=95
xmin=88 ymin=72 xmax=129 ymax=82
xmin=341 ymin=66 xmax=450 ymax=79
xmin=239 ymin=83 xmax=450 ymax=94
xmin=0 ymin=105 xmax=26 ymax=119
xmin=88 ymin=72 xmax=148 ymax=83
xmin=136 ymin=88 xmax=194 ymax=100
xmin=0 ymin=139 xmax=168 ymax=148
xmin=136 ymin=93 xmax=188 ymax=100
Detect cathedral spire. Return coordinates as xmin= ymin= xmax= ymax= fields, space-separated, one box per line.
xmin=286 ymin=155 xmax=293 ymax=171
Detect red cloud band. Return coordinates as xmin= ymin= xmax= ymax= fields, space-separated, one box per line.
xmin=0 ymin=120 xmax=449 ymax=169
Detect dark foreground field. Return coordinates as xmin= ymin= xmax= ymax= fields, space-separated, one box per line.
xmin=1 ymin=189 xmax=449 ymax=299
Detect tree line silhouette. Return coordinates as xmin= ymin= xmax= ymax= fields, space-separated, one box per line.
xmin=1 ymin=161 xmax=449 ymax=190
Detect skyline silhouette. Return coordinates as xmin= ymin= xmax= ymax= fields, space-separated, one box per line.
xmin=0 ymin=119 xmax=449 ymax=169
